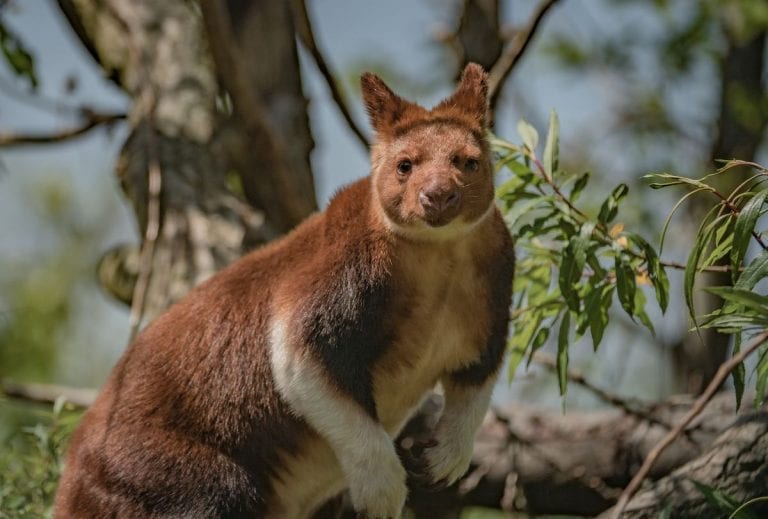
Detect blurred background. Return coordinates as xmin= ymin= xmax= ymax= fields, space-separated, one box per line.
xmin=0 ymin=0 xmax=766 ymax=516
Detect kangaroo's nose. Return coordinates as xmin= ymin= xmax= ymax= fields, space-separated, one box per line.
xmin=419 ymin=186 xmax=461 ymax=214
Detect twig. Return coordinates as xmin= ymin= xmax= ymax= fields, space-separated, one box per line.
xmin=108 ymin=0 xmax=163 ymax=344
xmin=487 ymin=0 xmax=562 ymax=111
xmin=1 ymin=379 xmax=96 ymax=407
xmin=610 ymin=329 xmax=768 ymax=518
xmin=291 ymin=0 xmax=369 ymax=149
xmin=533 ymin=352 xmax=692 ymax=438
xmin=0 ymin=110 xmax=125 ymax=146
xmin=127 ymin=137 xmax=162 ymax=343
xmin=660 ymin=260 xmax=732 ymax=273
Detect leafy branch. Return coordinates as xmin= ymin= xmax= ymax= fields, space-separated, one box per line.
xmin=495 ymin=115 xmax=768 ymax=411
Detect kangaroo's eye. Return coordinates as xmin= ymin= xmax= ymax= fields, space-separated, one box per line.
xmin=466 ymin=158 xmax=480 ymax=172
xmin=397 ymin=160 xmax=412 ymax=175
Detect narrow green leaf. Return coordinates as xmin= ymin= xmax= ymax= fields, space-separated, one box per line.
xmin=570 ymin=171 xmax=590 ymax=202
xmin=736 ymin=249 xmax=768 ymax=291
xmin=692 ymin=481 xmax=740 ymax=514
xmin=704 ymin=287 xmax=768 ymax=315
xmin=517 ymin=119 xmax=539 ymax=151
xmin=756 ymin=345 xmax=768 ymax=408
xmin=644 ymin=173 xmax=714 ymax=192
xmin=634 ymin=288 xmax=655 ymax=336
xmin=597 ymin=184 xmax=629 ymax=224
xmin=581 ymin=283 xmax=613 ymax=350
xmin=731 ymin=190 xmax=768 ymax=280
xmin=702 ymin=232 xmax=734 ymax=267
xmin=657 ymin=187 xmax=710 ymax=255
xmin=685 ymin=216 xmax=717 ymax=326
xmin=615 ymin=254 xmax=637 ymax=318
xmin=507 ymin=312 xmax=542 ymax=380
xmin=543 ymin=109 xmax=560 ymax=176
xmin=559 ymin=236 xmax=589 ymax=311
xmin=557 ymin=312 xmax=570 ymax=396
xmin=732 ymin=334 xmax=745 ymax=410
xmin=625 ymin=232 xmax=669 ymax=313
xmin=526 ymin=326 xmax=551 ymax=368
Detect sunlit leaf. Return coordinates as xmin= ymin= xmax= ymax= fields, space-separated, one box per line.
xmin=598 ymin=184 xmax=629 ymax=224
xmin=517 ymin=119 xmax=539 ymax=152
xmin=543 ymin=110 xmax=560 ymax=176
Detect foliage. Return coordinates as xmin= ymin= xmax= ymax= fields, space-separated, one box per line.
xmin=0 ymin=13 xmax=37 ymax=89
xmin=495 ymin=116 xmax=768 ymax=406
xmin=646 ymin=160 xmax=768 ymax=408
xmin=692 ymin=480 xmax=768 ymax=519
xmin=493 ymin=112 xmax=669 ymax=398
xmin=0 ymin=398 xmax=80 ymax=518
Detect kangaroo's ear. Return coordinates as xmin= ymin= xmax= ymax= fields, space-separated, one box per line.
xmin=435 ymin=63 xmax=489 ymax=127
xmin=361 ymin=73 xmax=409 ymax=134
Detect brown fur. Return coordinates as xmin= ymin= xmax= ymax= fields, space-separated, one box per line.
xmin=55 ymin=63 xmax=514 ymax=518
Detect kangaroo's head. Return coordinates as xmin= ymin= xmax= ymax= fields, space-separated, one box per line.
xmin=362 ymin=63 xmax=494 ymax=241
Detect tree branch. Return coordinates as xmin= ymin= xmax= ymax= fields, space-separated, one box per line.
xmin=611 ymin=329 xmax=768 ymax=518
xmin=0 ymin=110 xmax=125 ymax=147
xmin=0 ymin=379 xmax=95 ymax=408
xmin=290 ymin=0 xmax=369 ymax=149
xmin=533 ymin=352 xmax=690 ymax=437
xmin=487 ymin=0 xmax=562 ymax=112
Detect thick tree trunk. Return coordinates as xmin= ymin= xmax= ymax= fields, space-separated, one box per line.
xmin=200 ymin=0 xmax=318 ymax=234
xmin=57 ymin=0 xmax=314 ymax=319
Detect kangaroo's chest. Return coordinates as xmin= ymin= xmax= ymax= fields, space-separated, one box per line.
xmin=373 ymin=244 xmax=490 ymax=433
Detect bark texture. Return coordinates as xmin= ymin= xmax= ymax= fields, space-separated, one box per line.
xmin=608 ymin=413 xmax=768 ymax=518
xmin=57 ymin=0 xmax=315 ymax=320
xmin=398 ymin=393 xmax=768 ymax=517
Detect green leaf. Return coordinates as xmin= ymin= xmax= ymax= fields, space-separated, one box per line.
xmin=692 ymin=481 xmax=740 ymax=515
xmin=685 ymin=215 xmax=717 ymax=326
xmin=581 ymin=283 xmax=613 ymax=350
xmin=657 ymin=187 xmax=710 ymax=255
xmin=570 ymin=172 xmax=590 ymax=202
xmin=705 ymin=287 xmax=768 ymax=315
xmin=557 ymin=312 xmax=570 ymax=396
xmin=626 ymin=232 xmax=669 ymax=313
xmin=731 ymin=190 xmax=768 ymax=279
xmin=756 ymin=345 xmax=768 ymax=408
xmin=732 ymin=334 xmax=745 ymax=410
xmin=559 ymin=236 xmax=589 ymax=311
xmin=736 ymin=249 xmax=768 ymax=291
xmin=615 ymin=254 xmax=637 ymax=318
xmin=526 ymin=326 xmax=551 ymax=368
xmin=0 ymin=21 xmax=38 ymax=89
xmin=517 ymin=119 xmax=539 ymax=151
xmin=645 ymin=173 xmax=714 ymax=192
xmin=543 ymin=110 xmax=560 ymax=176
xmin=633 ymin=288 xmax=655 ymax=335
xmin=597 ymin=184 xmax=629 ymax=224
xmin=507 ymin=311 xmax=543 ymax=380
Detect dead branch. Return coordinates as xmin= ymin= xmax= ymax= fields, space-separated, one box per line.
xmin=487 ymin=0 xmax=562 ymax=112
xmin=0 ymin=110 xmax=125 ymax=146
xmin=291 ymin=0 xmax=369 ymax=149
xmin=1 ymin=379 xmax=96 ymax=408
xmin=610 ymin=329 xmax=768 ymax=518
